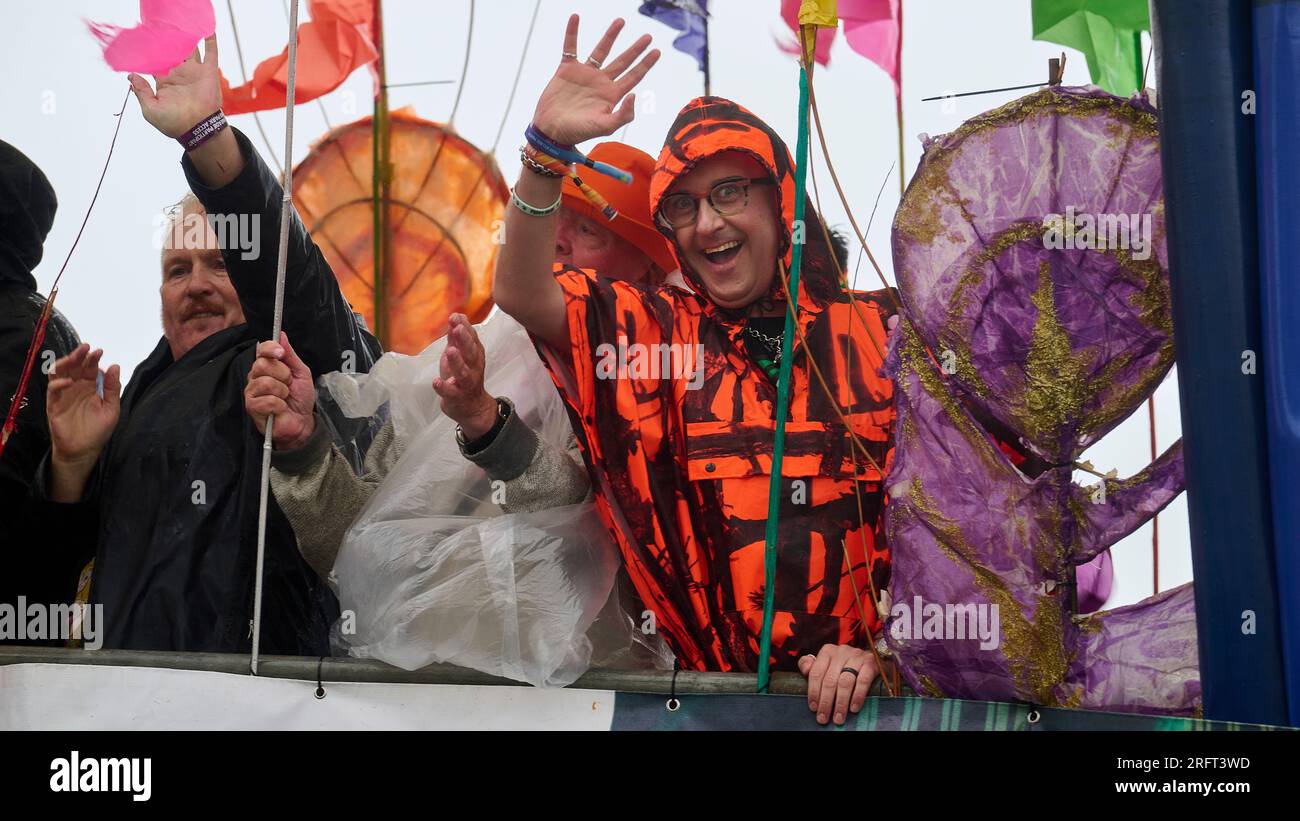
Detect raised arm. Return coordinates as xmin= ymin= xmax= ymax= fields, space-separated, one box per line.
xmin=433 ymin=314 xmax=590 ymax=512
xmin=245 ymin=333 xmax=398 ymax=579
xmin=130 ymin=35 xmax=376 ymax=378
xmin=128 ymin=36 xmax=243 ymax=188
xmin=493 ymin=15 xmax=659 ymax=351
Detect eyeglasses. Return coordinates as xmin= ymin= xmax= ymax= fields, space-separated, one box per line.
xmin=656 ymin=177 xmax=774 ymax=230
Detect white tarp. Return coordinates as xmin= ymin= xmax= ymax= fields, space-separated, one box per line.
xmin=0 ymin=663 xmax=615 ymax=730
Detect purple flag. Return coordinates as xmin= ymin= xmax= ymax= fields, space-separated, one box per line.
xmin=638 ymin=0 xmax=709 ymax=73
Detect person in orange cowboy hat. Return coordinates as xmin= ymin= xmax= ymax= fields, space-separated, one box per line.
xmin=404 ymin=140 xmax=683 ymax=463
xmin=555 ymin=142 xmax=679 ymax=286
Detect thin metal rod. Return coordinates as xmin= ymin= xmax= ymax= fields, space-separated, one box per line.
xmin=921 ymin=81 xmax=1048 ymax=102
xmin=1149 ymin=395 xmax=1160 ymax=594
xmin=447 ymin=0 xmax=475 ymax=126
xmin=251 ymin=0 xmax=302 ymax=676
xmin=490 ymin=0 xmax=542 ymax=152
xmin=1140 ymin=31 xmax=1154 ymax=92
xmin=384 ymin=79 xmax=457 ymax=89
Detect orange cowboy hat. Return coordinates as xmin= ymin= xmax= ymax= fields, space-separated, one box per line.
xmin=560 ymin=141 xmax=678 ymax=277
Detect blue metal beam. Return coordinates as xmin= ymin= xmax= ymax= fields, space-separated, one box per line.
xmin=1150 ymin=0 xmax=1290 ymax=725
xmin=1251 ymin=0 xmax=1300 ymax=727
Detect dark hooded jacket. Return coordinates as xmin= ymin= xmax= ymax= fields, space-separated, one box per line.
xmin=0 ymin=139 xmax=84 ymax=618
xmin=535 ymin=97 xmax=896 ymax=672
xmin=29 ymin=128 xmax=376 ymax=654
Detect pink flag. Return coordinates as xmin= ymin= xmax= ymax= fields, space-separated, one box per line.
xmin=776 ymin=0 xmax=901 ymax=95
xmin=840 ymin=0 xmax=901 ymax=95
xmin=87 ymin=0 xmax=216 ymax=75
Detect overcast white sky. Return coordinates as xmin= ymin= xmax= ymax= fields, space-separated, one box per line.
xmin=2 ymin=0 xmax=1187 ymax=607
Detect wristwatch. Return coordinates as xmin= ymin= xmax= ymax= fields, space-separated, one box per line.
xmin=455 ymin=397 xmax=510 ymax=451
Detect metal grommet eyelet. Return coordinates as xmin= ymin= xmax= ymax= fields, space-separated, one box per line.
xmin=314 ymin=686 xmax=326 ymax=700
xmin=1027 ymin=708 xmax=1040 ymax=724
xmin=666 ymin=697 xmax=681 ymax=712
xmin=704 ymin=463 xmax=716 ymax=473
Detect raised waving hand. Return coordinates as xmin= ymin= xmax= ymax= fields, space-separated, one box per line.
xmin=532 ymin=16 xmax=660 ymax=145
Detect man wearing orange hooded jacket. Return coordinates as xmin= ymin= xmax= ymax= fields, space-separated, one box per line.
xmin=495 ymin=16 xmax=896 ymax=726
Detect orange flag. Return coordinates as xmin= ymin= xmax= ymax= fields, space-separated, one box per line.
xmin=221 ymin=0 xmax=377 ymax=115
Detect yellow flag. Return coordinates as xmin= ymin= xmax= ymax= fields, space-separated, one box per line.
xmin=797 ymin=0 xmax=838 ymax=64
xmin=798 ymin=0 xmax=838 ymax=27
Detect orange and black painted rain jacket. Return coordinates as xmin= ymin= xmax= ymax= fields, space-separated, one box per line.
xmin=537 ymin=97 xmax=896 ymax=672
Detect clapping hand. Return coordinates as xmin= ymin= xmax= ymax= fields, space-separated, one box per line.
xmin=432 ymin=314 xmax=498 ymax=442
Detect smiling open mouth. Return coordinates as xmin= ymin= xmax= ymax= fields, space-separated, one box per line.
xmin=703 ymin=240 xmax=742 ymax=265
xmin=186 ymin=311 xmax=222 ymax=322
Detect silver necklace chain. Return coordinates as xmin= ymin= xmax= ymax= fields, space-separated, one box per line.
xmin=744 ymin=324 xmax=785 ymax=362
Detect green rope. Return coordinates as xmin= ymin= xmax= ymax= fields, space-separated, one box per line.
xmin=756 ymin=61 xmax=813 ymax=693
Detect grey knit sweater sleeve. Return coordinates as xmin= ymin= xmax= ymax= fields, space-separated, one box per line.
xmin=270 ymin=398 xmax=591 ymax=581
xmin=270 ymin=414 xmax=401 ymax=581
xmin=459 ymin=397 xmax=592 ymax=513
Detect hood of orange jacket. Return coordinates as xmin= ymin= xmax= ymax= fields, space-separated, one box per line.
xmin=649 ymin=96 xmax=841 ymax=312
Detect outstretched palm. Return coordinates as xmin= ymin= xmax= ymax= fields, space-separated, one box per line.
xmin=533 ymin=16 xmax=660 ymax=146
xmin=47 ymin=344 xmax=121 ymax=467
xmin=128 ymin=34 xmax=223 ymax=139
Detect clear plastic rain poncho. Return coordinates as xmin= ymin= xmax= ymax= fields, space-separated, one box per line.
xmin=318 ymin=311 xmax=670 ymax=686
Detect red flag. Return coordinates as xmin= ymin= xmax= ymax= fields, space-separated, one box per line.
xmin=220 ymin=0 xmax=377 ymax=115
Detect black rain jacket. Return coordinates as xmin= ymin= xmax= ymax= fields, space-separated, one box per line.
xmin=32 ymin=128 xmax=377 ymax=654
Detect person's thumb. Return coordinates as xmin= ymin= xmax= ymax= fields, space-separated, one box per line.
xmin=126 ymin=74 xmax=155 ymax=108
xmin=201 ymin=33 xmax=218 ymax=66
xmin=103 ymin=364 xmax=123 ymax=409
xmin=612 ymin=93 xmax=636 ymax=127
xmin=279 ymin=332 xmax=312 ymax=382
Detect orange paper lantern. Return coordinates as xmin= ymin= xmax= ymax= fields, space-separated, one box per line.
xmin=293 ymin=108 xmax=508 ymax=353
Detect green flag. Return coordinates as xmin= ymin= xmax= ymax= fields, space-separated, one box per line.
xmin=1031 ymin=0 xmax=1149 ymax=95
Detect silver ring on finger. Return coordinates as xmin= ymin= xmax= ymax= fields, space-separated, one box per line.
xmin=586 ymin=56 xmax=603 ymax=68
xmin=561 ymin=50 xmax=578 ymax=60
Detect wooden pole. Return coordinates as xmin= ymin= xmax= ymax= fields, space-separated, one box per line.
xmin=371 ymin=0 xmax=390 ymax=347
xmin=895 ymin=0 xmax=904 ymax=196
